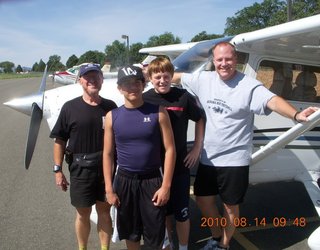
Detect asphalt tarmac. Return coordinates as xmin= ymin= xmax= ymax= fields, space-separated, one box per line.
xmin=0 ymin=77 xmax=319 ymax=250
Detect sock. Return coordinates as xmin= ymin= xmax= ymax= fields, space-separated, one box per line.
xmin=179 ymin=244 xmax=188 ymax=250
xmin=101 ymin=245 xmax=108 ymax=250
xmin=79 ymin=246 xmax=87 ymax=250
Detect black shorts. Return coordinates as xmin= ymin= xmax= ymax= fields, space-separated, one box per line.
xmin=194 ymin=163 xmax=249 ymax=205
xmin=69 ymin=160 xmax=105 ymax=208
xmin=114 ymin=168 xmax=166 ymax=249
xmin=166 ymin=172 xmax=190 ymax=222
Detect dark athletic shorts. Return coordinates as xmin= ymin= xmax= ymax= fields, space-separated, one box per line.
xmin=69 ymin=160 xmax=105 ymax=208
xmin=194 ymin=163 xmax=249 ymax=205
xmin=114 ymin=168 xmax=166 ymax=249
xmin=166 ymin=172 xmax=190 ymax=222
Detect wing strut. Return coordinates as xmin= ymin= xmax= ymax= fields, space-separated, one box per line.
xmin=252 ymin=109 xmax=320 ymax=164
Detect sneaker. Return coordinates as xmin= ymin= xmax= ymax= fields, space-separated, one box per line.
xmin=201 ymin=238 xmax=219 ymax=250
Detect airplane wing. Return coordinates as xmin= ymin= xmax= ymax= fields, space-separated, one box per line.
xmin=231 ymin=14 xmax=320 ymax=65
xmin=139 ymin=42 xmax=199 ymax=61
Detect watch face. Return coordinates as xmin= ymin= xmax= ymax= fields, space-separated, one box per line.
xmin=53 ymin=165 xmax=61 ymax=172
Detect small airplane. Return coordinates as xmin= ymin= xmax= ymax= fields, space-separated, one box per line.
xmin=50 ymin=62 xmax=118 ymax=85
xmin=49 ymin=63 xmax=82 ymax=85
xmin=4 ymin=14 xmax=320 ymax=249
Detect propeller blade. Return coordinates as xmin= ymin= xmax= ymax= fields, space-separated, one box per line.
xmin=24 ymin=65 xmax=47 ymax=169
xmin=24 ymin=103 xmax=43 ymax=169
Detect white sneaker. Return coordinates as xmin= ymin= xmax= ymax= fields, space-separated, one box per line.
xmin=201 ymin=238 xmax=219 ymax=250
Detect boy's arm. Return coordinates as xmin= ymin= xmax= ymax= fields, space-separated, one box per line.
xmin=184 ymin=117 xmax=205 ymax=168
xmin=103 ymin=112 xmax=120 ymax=207
xmin=152 ymin=106 xmax=176 ymax=206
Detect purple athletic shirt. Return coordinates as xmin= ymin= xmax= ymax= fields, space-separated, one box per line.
xmin=112 ymin=102 xmax=162 ymax=173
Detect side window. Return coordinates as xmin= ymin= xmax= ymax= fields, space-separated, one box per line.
xmin=256 ymin=60 xmax=320 ymax=103
xmin=235 ymin=51 xmax=247 ymax=73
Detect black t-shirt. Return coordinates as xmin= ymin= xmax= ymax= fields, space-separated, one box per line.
xmin=50 ymin=96 xmax=117 ymax=154
xmin=143 ymin=87 xmax=203 ymax=174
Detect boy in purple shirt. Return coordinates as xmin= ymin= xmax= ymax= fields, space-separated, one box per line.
xmin=103 ymin=65 xmax=176 ymax=250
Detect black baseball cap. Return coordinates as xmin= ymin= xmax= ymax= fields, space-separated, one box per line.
xmin=117 ymin=65 xmax=145 ymax=84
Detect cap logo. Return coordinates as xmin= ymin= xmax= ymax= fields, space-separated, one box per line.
xmin=121 ymin=67 xmax=137 ymax=76
xmin=85 ymin=63 xmax=97 ymax=69
xmin=79 ymin=63 xmax=101 ymax=77
xmin=117 ymin=65 xmax=144 ymax=84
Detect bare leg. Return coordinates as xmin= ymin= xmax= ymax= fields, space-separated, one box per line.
xmin=75 ymin=207 xmax=92 ymax=249
xmin=176 ymin=219 xmax=190 ymax=247
xmin=163 ymin=216 xmax=174 ymax=250
xmin=96 ymin=201 xmax=112 ymax=249
xmin=196 ymin=195 xmax=222 ymax=238
xmin=221 ymin=203 xmax=239 ymax=248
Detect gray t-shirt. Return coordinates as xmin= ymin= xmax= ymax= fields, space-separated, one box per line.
xmin=181 ymin=71 xmax=275 ymax=166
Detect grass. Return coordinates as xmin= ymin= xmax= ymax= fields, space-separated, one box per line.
xmin=0 ymin=72 xmax=43 ymax=80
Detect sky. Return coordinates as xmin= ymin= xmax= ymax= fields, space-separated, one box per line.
xmin=0 ymin=0 xmax=263 ymax=67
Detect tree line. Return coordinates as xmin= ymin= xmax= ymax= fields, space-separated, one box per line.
xmin=1 ymin=0 xmax=318 ymax=74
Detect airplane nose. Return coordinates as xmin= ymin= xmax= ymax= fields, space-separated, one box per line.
xmin=3 ymin=93 xmax=43 ymax=116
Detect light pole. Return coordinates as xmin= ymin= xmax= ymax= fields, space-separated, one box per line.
xmin=287 ymin=0 xmax=292 ymax=21
xmin=122 ymin=34 xmax=130 ymax=65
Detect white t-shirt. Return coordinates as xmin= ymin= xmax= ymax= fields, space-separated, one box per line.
xmin=181 ymin=71 xmax=275 ymax=166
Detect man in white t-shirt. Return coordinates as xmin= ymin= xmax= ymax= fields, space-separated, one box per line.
xmin=172 ymin=42 xmax=317 ymax=250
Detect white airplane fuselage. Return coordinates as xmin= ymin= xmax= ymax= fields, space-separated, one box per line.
xmin=43 ymin=77 xmax=320 ymax=185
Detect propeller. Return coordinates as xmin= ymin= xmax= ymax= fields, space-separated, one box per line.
xmin=24 ymin=66 xmax=47 ymax=169
xmin=4 ymin=66 xmax=47 ymax=169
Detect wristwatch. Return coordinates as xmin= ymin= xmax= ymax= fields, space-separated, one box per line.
xmin=53 ymin=164 xmax=62 ymax=173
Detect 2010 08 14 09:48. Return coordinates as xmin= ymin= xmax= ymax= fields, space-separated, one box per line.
xmin=200 ymin=216 xmax=307 ymax=228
